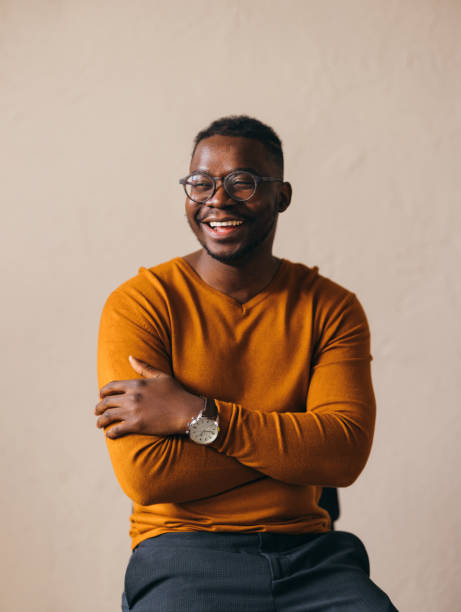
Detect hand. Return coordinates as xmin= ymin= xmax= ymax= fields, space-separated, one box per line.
xmin=95 ymin=356 xmax=203 ymax=439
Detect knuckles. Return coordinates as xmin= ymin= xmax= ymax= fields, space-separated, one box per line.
xmin=133 ymin=379 xmax=146 ymax=388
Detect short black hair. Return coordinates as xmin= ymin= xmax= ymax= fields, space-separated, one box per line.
xmin=192 ymin=115 xmax=284 ymax=176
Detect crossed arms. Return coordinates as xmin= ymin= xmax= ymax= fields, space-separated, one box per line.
xmin=96 ymin=289 xmax=376 ymax=506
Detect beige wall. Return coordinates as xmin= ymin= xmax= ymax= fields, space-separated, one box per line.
xmin=1 ymin=1 xmax=460 ymax=610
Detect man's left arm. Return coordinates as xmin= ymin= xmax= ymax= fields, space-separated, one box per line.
xmin=208 ymin=293 xmax=376 ymax=488
xmin=98 ymin=292 xmax=376 ymax=489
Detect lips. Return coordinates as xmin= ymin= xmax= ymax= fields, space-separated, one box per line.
xmin=199 ymin=215 xmax=248 ymax=225
xmin=198 ymin=215 xmax=248 ymax=238
xmin=207 ymin=219 xmax=244 ymax=229
xmin=199 ymin=216 xmax=248 ymax=239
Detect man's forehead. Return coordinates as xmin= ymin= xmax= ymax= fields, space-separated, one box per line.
xmin=190 ymin=135 xmax=273 ymax=173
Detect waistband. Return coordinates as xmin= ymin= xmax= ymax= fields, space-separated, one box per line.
xmin=135 ymin=530 xmax=331 ymax=554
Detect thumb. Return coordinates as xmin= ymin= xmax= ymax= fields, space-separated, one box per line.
xmin=128 ymin=355 xmax=164 ymax=378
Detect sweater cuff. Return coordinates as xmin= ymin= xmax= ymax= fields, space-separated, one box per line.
xmin=209 ymin=400 xmax=238 ymax=453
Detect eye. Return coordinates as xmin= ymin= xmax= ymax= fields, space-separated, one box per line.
xmin=187 ymin=175 xmax=213 ymax=190
xmin=226 ymin=173 xmax=256 ymax=195
xmin=233 ymin=181 xmax=253 ymax=187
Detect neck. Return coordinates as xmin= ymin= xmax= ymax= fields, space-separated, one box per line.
xmin=183 ymin=248 xmax=281 ymax=304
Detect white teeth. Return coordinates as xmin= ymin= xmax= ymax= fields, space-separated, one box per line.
xmin=209 ymin=220 xmax=244 ymax=228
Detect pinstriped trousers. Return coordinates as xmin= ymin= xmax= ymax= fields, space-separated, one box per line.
xmin=121 ymin=530 xmax=398 ymax=611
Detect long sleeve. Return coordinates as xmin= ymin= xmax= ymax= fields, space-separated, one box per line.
xmin=97 ymin=289 xmax=264 ymax=507
xmin=96 ymin=259 xmax=376 ymax=546
xmin=210 ymin=293 xmax=376 ymax=487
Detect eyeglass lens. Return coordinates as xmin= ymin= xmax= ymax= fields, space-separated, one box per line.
xmin=185 ymin=172 xmax=256 ymax=203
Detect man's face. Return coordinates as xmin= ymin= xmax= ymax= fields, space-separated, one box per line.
xmin=185 ymin=135 xmax=290 ymax=264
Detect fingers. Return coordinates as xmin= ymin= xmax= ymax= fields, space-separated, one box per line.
xmin=99 ymin=380 xmax=132 ymax=398
xmin=105 ymin=422 xmax=132 ymax=439
xmin=128 ymin=355 xmax=164 ymax=379
xmin=96 ymin=407 xmax=124 ymax=429
xmin=99 ymin=359 xmax=167 ymax=399
xmin=95 ymin=394 xmax=123 ymax=415
xmin=100 ymin=377 xmax=149 ymax=399
xmin=95 ymin=391 xmax=143 ymax=438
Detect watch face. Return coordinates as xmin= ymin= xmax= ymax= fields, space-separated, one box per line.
xmin=189 ymin=417 xmax=219 ymax=445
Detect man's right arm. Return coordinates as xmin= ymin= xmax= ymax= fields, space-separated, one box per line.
xmin=97 ymin=288 xmax=264 ymax=507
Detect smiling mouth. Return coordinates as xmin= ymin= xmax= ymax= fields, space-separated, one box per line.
xmin=208 ymin=220 xmax=244 ymax=228
xmin=201 ymin=219 xmax=247 ymax=237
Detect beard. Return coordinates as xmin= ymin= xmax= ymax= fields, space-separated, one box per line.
xmin=192 ymin=210 xmax=278 ymax=265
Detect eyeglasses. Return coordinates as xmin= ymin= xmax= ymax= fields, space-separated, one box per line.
xmin=179 ymin=170 xmax=283 ymax=204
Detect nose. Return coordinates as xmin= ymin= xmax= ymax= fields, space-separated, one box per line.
xmin=206 ymin=179 xmax=234 ymax=208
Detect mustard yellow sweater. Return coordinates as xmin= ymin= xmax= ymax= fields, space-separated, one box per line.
xmin=97 ymin=257 xmax=376 ymax=549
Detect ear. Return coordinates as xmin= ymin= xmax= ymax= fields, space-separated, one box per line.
xmin=277 ymin=182 xmax=292 ymax=213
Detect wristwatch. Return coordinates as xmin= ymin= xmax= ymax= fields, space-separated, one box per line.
xmin=186 ymin=397 xmax=219 ymax=445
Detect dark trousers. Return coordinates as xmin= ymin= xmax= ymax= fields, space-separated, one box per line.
xmin=121 ymin=530 xmax=398 ymax=611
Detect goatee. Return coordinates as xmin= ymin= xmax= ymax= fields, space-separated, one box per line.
xmin=198 ymin=212 xmax=277 ymax=265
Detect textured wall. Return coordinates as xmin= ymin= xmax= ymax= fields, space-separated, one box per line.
xmin=1 ymin=1 xmax=460 ymax=610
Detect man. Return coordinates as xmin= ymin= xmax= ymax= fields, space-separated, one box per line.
xmin=95 ymin=115 xmax=398 ymax=611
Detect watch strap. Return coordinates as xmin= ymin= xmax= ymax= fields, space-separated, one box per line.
xmin=202 ymin=397 xmax=218 ymax=420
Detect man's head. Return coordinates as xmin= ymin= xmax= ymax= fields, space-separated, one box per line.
xmin=183 ymin=115 xmax=292 ymax=265
xmin=192 ymin=115 xmax=284 ymax=178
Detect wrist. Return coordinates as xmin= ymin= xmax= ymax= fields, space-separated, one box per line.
xmin=179 ymin=393 xmax=204 ymax=434
xmin=185 ymin=396 xmax=220 ymax=445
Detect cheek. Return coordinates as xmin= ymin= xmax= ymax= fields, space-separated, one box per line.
xmin=185 ymin=202 xmax=198 ymax=224
xmin=256 ymin=203 xmax=278 ymax=225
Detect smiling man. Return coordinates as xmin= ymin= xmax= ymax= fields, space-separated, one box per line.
xmin=96 ymin=115 xmax=398 ymax=611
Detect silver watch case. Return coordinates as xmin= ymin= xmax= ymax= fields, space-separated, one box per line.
xmin=187 ymin=412 xmax=219 ymax=445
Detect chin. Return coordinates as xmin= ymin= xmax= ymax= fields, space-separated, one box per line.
xmin=204 ymin=247 xmax=248 ymax=264
xmin=202 ymin=238 xmax=264 ymax=264
xmin=193 ymin=212 xmax=278 ymax=264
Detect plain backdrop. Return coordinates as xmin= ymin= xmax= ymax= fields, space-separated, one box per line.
xmin=1 ymin=1 xmax=460 ymax=610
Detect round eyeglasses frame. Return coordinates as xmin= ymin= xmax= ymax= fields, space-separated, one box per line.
xmin=179 ymin=170 xmax=283 ymax=204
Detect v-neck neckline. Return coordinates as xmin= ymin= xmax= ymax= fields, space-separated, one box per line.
xmin=175 ymin=256 xmax=288 ymax=311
